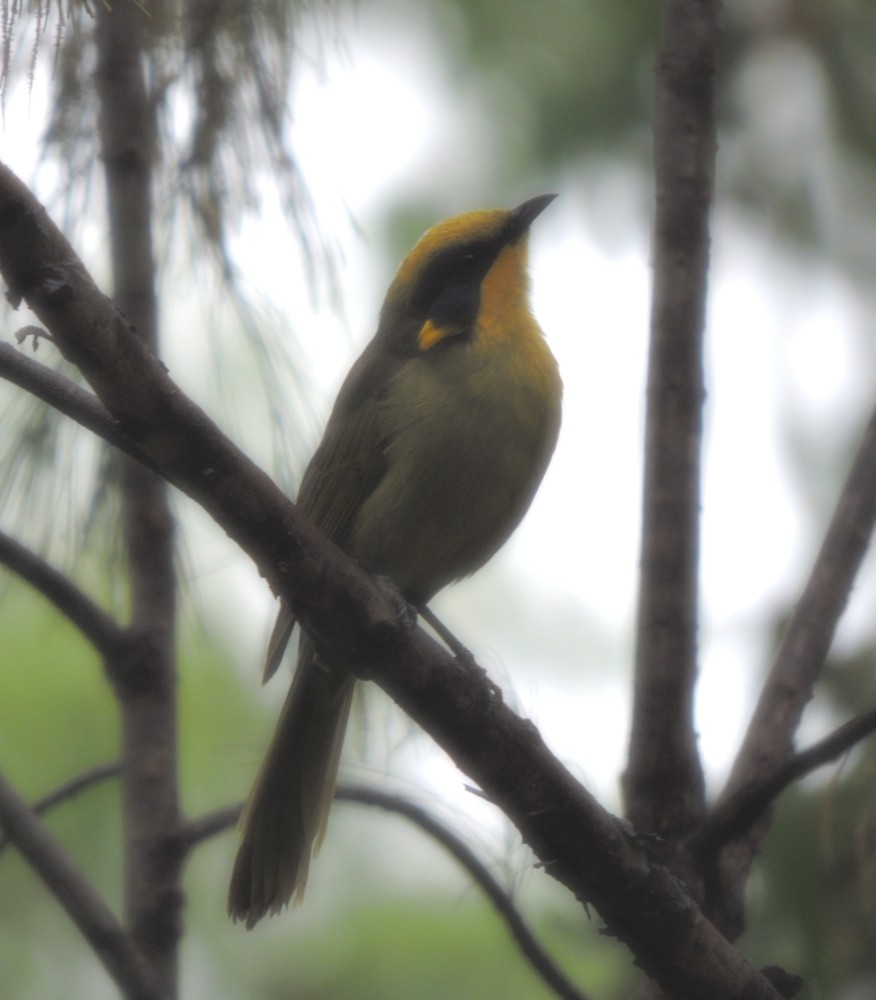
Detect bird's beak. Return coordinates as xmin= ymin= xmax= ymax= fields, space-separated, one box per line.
xmin=507 ymin=194 xmax=557 ymax=239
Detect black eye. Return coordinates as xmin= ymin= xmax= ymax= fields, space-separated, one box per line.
xmin=411 ymin=240 xmax=497 ymax=316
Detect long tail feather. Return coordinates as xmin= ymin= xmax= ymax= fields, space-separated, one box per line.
xmin=229 ymin=637 xmax=354 ymax=927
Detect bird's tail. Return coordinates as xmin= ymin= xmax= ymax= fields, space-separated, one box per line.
xmin=228 ymin=637 xmax=354 ymax=927
xmin=262 ymin=601 xmax=297 ymax=684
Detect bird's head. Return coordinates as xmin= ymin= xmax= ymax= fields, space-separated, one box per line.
xmin=377 ymin=194 xmax=556 ymax=355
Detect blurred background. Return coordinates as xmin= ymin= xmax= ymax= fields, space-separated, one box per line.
xmin=2 ymin=1 xmax=876 ymax=997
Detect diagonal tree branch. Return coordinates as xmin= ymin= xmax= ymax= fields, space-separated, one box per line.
xmin=0 ymin=528 xmax=125 ymax=657
xmin=0 ymin=342 xmax=159 ymax=472
xmin=0 ymin=160 xmax=784 ymax=1000
xmin=0 ymin=763 xmax=122 ymax=855
xmin=622 ymin=0 xmax=719 ymax=846
xmin=0 ymin=769 xmax=162 ymax=1000
xmin=698 ymin=704 xmax=876 ymax=857
xmin=704 ymin=398 xmax=876 ymax=935
xmin=724 ymin=399 xmax=876 ymax=792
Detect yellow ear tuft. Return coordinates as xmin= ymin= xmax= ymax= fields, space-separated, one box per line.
xmin=417 ymin=317 xmax=466 ymax=351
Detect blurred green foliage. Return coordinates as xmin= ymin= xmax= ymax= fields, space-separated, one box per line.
xmin=745 ymin=772 xmax=876 ymax=998
xmin=0 ymin=589 xmax=634 ymax=999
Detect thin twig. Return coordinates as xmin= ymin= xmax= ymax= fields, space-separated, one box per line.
xmin=0 ymin=761 xmax=122 ymax=855
xmin=338 ymin=786 xmax=596 ymax=1000
xmin=698 ymin=705 xmax=876 ymax=855
xmin=0 ymin=528 xmax=125 ymax=657
xmin=182 ymin=786 xmax=597 ymax=1000
xmin=180 ymin=804 xmax=241 ymax=850
xmin=0 ymin=769 xmax=162 ymax=1000
xmin=0 ymin=342 xmax=159 ymax=473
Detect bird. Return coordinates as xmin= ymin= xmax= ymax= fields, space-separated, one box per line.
xmin=228 ymin=194 xmax=563 ymax=927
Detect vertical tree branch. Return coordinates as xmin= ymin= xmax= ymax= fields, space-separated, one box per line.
xmin=95 ymin=4 xmax=182 ymax=995
xmin=623 ymin=0 xmax=721 ymax=846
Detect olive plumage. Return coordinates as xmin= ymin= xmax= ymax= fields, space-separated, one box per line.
xmin=229 ymin=196 xmax=562 ymax=926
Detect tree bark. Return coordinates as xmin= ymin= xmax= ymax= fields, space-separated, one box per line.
xmin=95 ymin=4 xmax=182 ymax=995
xmin=623 ymin=0 xmax=718 ymax=850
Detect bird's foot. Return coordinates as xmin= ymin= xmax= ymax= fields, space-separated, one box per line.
xmin=417 ymin=604 xmax=503 ymax=706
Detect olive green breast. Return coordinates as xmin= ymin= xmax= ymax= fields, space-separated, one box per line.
xmin=345 ymin=325 xmax=562 ymax=602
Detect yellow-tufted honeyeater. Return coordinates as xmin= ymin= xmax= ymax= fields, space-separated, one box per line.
xmin=229 ymin=195 xmax=562 ymax=926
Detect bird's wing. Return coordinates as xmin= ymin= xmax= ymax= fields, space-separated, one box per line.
xmin=296 ymin=346 xmax=396 ymax=546
xmin=263 ymin=346 xmax=398 ymax=683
